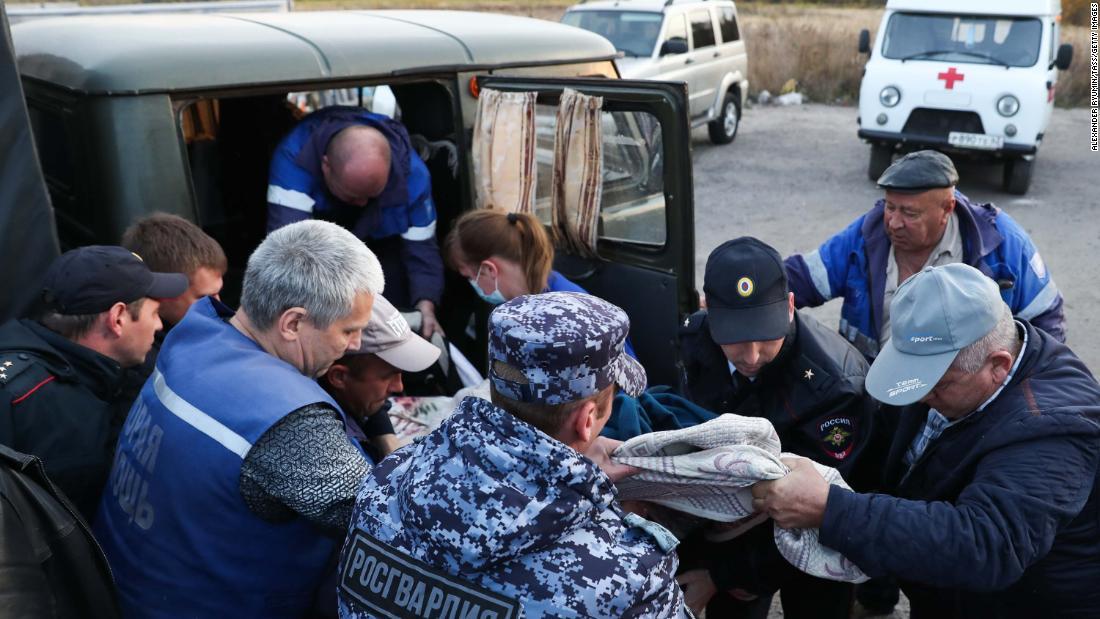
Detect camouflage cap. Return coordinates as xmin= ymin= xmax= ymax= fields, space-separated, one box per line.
xmin=488 ymin=292 xmax=646 ymax=406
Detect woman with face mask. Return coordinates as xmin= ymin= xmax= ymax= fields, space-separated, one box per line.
xmin=443 ymin=209 xmax=636 ymax=356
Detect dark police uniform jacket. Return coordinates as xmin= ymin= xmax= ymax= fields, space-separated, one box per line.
xmin=678 ymin=310 xmax=877 ymax=597
xmin=0 ymin=319 xmax=130 ymax=522
xmin=0 ymin=444 xmax=120 ymax=618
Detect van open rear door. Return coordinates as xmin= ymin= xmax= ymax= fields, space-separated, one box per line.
xmin=476 ymin=77 xmax=696 ymax=387
xmin=0 ymin=0 xmax=59 ymax=322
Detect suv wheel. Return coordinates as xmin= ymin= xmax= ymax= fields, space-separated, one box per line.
xmin=868 ymin=143 xmax=893 ymax=181
xmin=1003 ymin=157 xmax=1034 ymax=195
xmin=708 ymin=91 xmax=740 ymax=145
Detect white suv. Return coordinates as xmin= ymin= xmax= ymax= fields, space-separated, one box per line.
xmin=562 ymin=0 xmax=749 ymax=145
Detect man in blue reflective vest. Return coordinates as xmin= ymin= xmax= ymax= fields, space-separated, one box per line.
xmin=268 ymin=106 xmax=444 ymax=337
xmin=785 ymin=150 xmax=1065 ymax=361
xmin=95 ymin=220 xmax=384 ymax=618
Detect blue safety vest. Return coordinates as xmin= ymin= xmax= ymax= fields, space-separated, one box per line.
xmin=94 ymin=298 xmax=361 ymax=618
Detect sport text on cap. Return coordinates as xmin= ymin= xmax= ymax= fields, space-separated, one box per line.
xmin=865 ymin=263 xmax=1002 ymax=405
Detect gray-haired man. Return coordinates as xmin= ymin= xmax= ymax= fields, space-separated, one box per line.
xmin=753 ymin=263 xmax=1100 ymax=618
xmin=95 ymin=220 xmax=384 ymax=619
xmin=337 ymin=292 xmax=690 ymax=618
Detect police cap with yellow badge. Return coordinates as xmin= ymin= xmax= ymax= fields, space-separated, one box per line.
xmin=41 ymin=245 xmax=187 ymax=314
xmin=703 ymin=237 xmax=790 ymax=345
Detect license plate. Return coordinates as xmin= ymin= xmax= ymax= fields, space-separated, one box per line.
xmin=948 ymin=131 xmax=1004 ymax=151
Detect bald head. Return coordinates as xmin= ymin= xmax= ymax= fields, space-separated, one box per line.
xmin=322 ymin=125 xmax=392 ymax=207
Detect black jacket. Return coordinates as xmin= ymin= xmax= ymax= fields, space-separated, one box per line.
xmin=821 ymin=322 xmax=1100 ymax=618
xmin=0 ymin=444 xmax=120 ymax=618
xmin=678 ymin=310 xmax=877 ymax=595
xmin=0 ymin=319 xmax=132 ymax=521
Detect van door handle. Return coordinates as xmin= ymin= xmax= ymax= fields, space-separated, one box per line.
xmin=685 ymin=58 xmax=695 ymax=64
xmin=713 ymin=51 xmax=720 ymax=58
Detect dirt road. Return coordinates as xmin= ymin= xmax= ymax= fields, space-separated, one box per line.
xmin=691 ymin=103 xmax=1100 ymax=373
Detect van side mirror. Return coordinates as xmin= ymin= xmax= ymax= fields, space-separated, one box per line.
xmin=660 ymin=38 xmax=689 ymax=56
xmin=1053 ymin=43 xmax=1073 ymax=71
xmin=858 ymin=29 xmax=871 ymax=55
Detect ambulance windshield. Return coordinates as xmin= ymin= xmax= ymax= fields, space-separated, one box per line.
xmin=882 ymin=13 xmax=1043 ymax=68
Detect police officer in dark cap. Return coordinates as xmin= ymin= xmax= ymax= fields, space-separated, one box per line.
xmin=0 ymin=245 xmax=186 ymax=519
xmin=677 ymin=237 xmax=876 ymax=619
xmin=786 ymin=149 xmax=1065 ymax=362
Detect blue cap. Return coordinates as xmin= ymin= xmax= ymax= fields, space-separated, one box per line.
xmin=488 ymin=292 xmax=646 ymax=406
xmin=866 ymin=263 xmax=1003 ymax=405
xmin=42 ymin=245 xmax=188 ymax=315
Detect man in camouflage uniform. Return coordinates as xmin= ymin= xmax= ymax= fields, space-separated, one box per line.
xmin=337 ymin=291 xmax=690 ymax=618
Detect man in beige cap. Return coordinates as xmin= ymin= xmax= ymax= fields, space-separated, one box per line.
xmin=321 ymin=294 xmax=440 ymax=460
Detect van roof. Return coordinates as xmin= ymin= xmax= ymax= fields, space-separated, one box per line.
xmin=12 ymin=10 xmax=618 ymax=95
xmin=885 ymin=0 xmax=1060 ymax=17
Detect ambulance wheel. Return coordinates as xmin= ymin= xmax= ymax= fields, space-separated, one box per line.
xmin=1003 ymin=157 xmax=1034 ymax=195
xmin=708 ymin=91 xmax=740 ymax=145
xmin=868 ymin=144 xmax=893 ymax=181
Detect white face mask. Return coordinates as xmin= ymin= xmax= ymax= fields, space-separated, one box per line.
xmin=469 ymin=263 xmax=507 ymax=305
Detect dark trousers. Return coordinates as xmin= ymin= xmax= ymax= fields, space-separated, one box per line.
xmin=706 ymin=571 xmax=853 ymax=619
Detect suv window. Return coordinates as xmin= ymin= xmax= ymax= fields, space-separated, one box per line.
xmin=561 ymin=10 xmax=665 ymax=58
xmin=690 ymin=10 xmax=716 ymax=49
xmin=663 ymin=13 xmax=689 ymax=51
xmin=718 ymin=7 xmax=741 ymax=43
xmin=533 ymin=105 xmax=666 ymax=247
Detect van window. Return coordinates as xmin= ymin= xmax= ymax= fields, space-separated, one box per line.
xmin=26 ymin=102 xmax=88 ymax=245
xmin=882 ymin=13 xmax=1042 ymax=68
xmin=561 ymin=10 xmax=664 ymax=58
xmin=26 ymin=104 xmax=76 ymax=194
xmin=533 ymin=105 xmax=666 ymax=247
xmin=718 ymin=7 xmax=741 ymax=43
xmin=690 ymin=10 xmax=716 ymax=49
xmin=288 ymin=86 xmax=399 ymax=118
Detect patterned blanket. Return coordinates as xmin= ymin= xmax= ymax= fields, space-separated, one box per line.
xmin=612 ymin=414 xmax=869 ymax=583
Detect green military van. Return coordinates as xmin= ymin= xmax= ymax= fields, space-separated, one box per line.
xmin=10 ymin=10 xmax=698 ymax=385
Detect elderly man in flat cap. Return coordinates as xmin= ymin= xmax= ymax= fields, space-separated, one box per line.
xmin=752 ymin=263 xmax=1100 ymax=619
xmin=785 ymin=150 xmax=1065 ymax=363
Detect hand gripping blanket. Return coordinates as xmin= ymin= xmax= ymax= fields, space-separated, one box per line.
xmin=611 ymin=414 xmax=869 ymax=583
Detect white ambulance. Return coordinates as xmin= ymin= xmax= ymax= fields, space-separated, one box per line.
xmin=857 ymin=0 xmax=1074 ymax=194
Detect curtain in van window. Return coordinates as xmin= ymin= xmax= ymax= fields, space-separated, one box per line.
xmin=471 ymin=89 xmax=538 ymax=214
xmin=551 ymin=88 xmax=603 ymax=258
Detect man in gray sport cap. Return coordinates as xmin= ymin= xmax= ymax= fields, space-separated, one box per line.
xmin=785 ymin=149 xmax=1065 ymax=362
xmin=337 ymin=291 xmax=690 ymax=618
xmin=321 ymin=294 xmax=440 ymax=460
xmin=753 ymin=263 xmax=1100 ymax=618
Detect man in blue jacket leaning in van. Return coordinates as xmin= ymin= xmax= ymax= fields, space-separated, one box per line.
xmin=785 ymin=150 xmax=1065 ymax=361
xmin=268 ymin=106 xmax=444 ymax=337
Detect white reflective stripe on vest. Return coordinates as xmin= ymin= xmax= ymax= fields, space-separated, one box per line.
xmin=804 ymin=249 xmax=832 ymax=300
xmin=153 ymin=370 xmax=252 ymax=458
xmin=1017 ymin=280 xmax=1060 ymax=321
xmin=400 ymin=219 xmax=436 ymax=241
xmin=267 ymin=185 xmax=315 ymax=213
